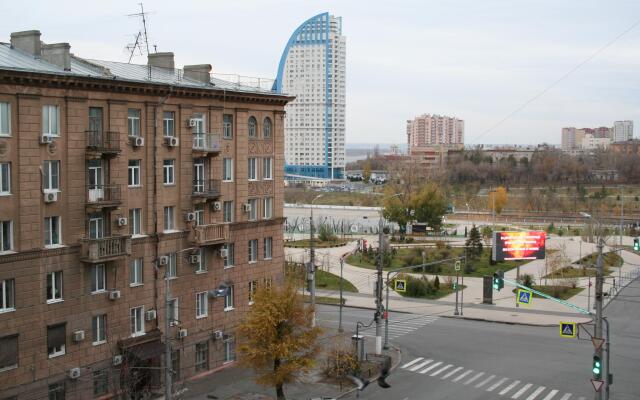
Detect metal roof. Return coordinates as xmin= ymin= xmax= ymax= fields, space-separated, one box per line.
xmin=0 ymin=43 xmax=278 ymax=95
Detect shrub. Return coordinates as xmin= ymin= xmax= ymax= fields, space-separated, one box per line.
xmin=434 ymin=276 xmax=440 ymax=290
xmin=520 ymin=274 xmax=534 ymax=288
xmin=325 ymin=341 xmax=358 ymax=379
xmin=318 ymin=224 xmax=337 ymax=242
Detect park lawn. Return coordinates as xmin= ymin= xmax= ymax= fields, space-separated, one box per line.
xmin=284 ymin=239 xmax=347 ymax=248
xmin=396 ymin=284 xmax=466 ymax=300
xmin=574 ymin=252 xmax=623 ymax=268
xmin=300 ymin=294 xmax=345 ymax=305
xmin=544 ymin=265 xmax=612 ymax=279
xmin=346 ymin=247 xmax=529 ymax=277
xmin=531 ymin=286 xmax=584 ymax=300
xmin=315 ymin=269 xmax=358 ymax=293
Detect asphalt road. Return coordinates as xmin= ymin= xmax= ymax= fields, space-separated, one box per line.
xmin=317 ymin=278 xmax=640 ymax=400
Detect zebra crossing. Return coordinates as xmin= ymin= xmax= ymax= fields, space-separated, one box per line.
xmin=360 ymin=315 xmax=439 ymax=340
xmin=400 ymin=356 xmax=587 ymax=400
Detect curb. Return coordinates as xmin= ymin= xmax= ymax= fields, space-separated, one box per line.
xmin=440 ymin=314 xmax=592 ymax=327
xmin=335 ymin=346 xmax=402 ymax=399
xmin=315 ymin=301 xmax=414 ymax=315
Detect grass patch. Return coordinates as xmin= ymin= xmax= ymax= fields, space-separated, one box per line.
xmin=346 ymin=247 xmax=529 ymax=277
xmin=544 ymin=265 xmax=611 ymax=278
xmin=284 ymin=239 xmax=347 ymax=248
xmin=392 ymin=274 xmax=465 ymax=299
xmin=300 ymin=294 xmax=345 ymax=305
xmin=527 ymin=286 xmax=584 ymax=300
xmin=285 ymin=188 xmax=382 ymax=207
xmin=574 ymin=252 xmax=623 ymax=268
xmin=315 ymin=269 xmax=358 ymax=293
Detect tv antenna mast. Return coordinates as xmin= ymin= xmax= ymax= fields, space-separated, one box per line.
xmin=126 ymin=3 xmax=154 ymax=63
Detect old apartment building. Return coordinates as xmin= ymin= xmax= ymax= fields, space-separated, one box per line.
xmin=0 ymin=30 xmax=291 ymax=399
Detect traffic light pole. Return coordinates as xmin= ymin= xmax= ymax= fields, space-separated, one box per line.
xmin=594 ymin=237 xmax=604 ymax=400
xmin=375 ymin=216 xmax=383 ymax=355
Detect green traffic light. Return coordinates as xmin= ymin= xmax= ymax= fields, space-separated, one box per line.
xmin=593 ymin=356 xmax=602 ymax=377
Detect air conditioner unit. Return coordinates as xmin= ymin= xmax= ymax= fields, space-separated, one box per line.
xmin=177 ymin=329 xmax=188 ymax=339
xmin=189 ymin=254 xmax=201 ymax=264
xmin=213 ymin=330 xmax=224 ymax=340
xmin=212 ymin=201 xmax=222 ymax=211
xmin=109 ymin=290 xmax=121 ymax=300
xmin=158 ymin=256 xmax=169 ymax=266
xmin=243 ymin=203 xmax=251 ymax=212
xmin=44 ymin=191 xmax=58 ymax=203
xmin=117 ymin=217 xmax=128 ymax=227
xmin=40 ymin=135 xmax=54 ymax=144
xmin=188 ymin=119 xmax=197 ymax=127
xmin=73 ymin=330 xmax=85 ymax=342
xmin=113 ymin=355 xmax=123 ymax=366
xmin=185 ymin=212 xmax=196 ymax=222
xmin=68 ymin=367 xmax=81 ymax=379
xmin=131 ymin=136 xmax=145 ymax=147
xmin=219 ymin=248 xmax=228 ymax=258
xmin=165 ymin=137 xmax=179 ymax=147
xmin=145 ymin=310 xmax=157 ymax=321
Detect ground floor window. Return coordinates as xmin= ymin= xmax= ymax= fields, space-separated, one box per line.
xmin=195 ymin=342 xmax=209 ymax=372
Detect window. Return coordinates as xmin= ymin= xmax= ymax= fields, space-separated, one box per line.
xmin=223 ymin=201 xmax=234 ymax=223
xmin=196 ymin=292 xmax=207 ymax=318
xmin=129 ymin=258 xmax=143 ymax=286
xmin=264 ymin=277 xmax=273 ymax=290
xmin=0 ymin=102 xmax=10 ymax=136
xmin=248 ymin=117 xmax=257 ymax=138
xmin=47 ymin=323 xmax=66 ymax=358
xmin=248 ymin=158 xmax=257 ymax=180
xmin=248 ymin=239 xmax=258 ymax=263
xmin=128 ymin=160 xmax=141 ymax=187
xmin=48 ymin=382 xmax=65 ymax=400
xmin=46 ymin=271 xmax=63 ymax=302
xmin=163 ymin=111 xmax=175 ymax=137
xmin=166 ymin=252 xmax=177 ymax=279
xmin=195 ymin=248 xmax=206 ymax=273
xmin=223 ymin=243 xmax=235 ymax=268
xmin=163 ymin=160 xmax=175 ymax=185
xmin=168 ymin=298 xmax=178 ymax=326
xmin=88 ymin=107 xmax=103 ymax=136
xmin=0 ymin=162 xmax=10 ymax=194
xmin=44 ymin=216 xmax=61 ymax=247
xmin=224 ymin=339 xmax=236 ymax=363
xmin=171 ymin=350 xmax=181 ymax=381
xmin=223 ymin=158 xmax=233 ymax=182
xmin=163 ymin=206 xmax=175 ymax=232
xmin=263 ymin=197 xmax=273 ymax=219
xmin=129 ymin=208 xmax=142 ymax=236
xmin=248 ymin=199 xmax=258 ymax=221
xmin=263 ymin=117 xmax=272 ymax=138
xmin=224 ymin=285 xmax=234 ymax=311
xmin=195 ymin=342 xmax=209 ymax=372
xmin=191 ymin=113 xmax=205 ymax=133
xmin=43 ymin=161 xmax=60 ymax=191
xmin=249 ymin=280 xmax=258 ymax=305
xmin=223 ymin=114 xmax=233 ymax=138
xmin=92 ymin=314 xmax=106 ymax=344
xmin=130 ymin=306 xmax=144 ymax=337
xmin=90 ymin=264 xmax=106 ymax=293
xmin=0 ymin=335 xmax=18 ymax=370
xmin=42 ymin=105 xmax=59 ymax=137
xmin=264 ymin=237 xmax=273 ymax=260
xmin=262 ymin=158 xmax=272 ymax=180
xmin=0 ymin=279 xmax=15 ymax=312
xmin=193 ymin=159 xmax=205 ymax=193
xmin=93 ymin=369 xmax=108 ymax=397
xmin=127 ymin=109 xmax=141 ymax=137
xmin=194 ymin=203 xmax=204 ymax=227
xmin=0 ymin=220 xmax=12 ymax=252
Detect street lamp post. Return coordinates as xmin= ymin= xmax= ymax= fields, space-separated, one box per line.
xmin=309 ymin=194 xmax=324 ymax=328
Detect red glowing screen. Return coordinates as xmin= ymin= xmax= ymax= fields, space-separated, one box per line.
xmin=492 ymin=231 xmax=546 ymax=261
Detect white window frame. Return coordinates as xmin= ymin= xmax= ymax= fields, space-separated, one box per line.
xmin=166 ymin=252 xmax=177 ymax=279
xmin=127 ymin=109 xmax=141 ymax=137
xmin=168 ymin=298 xmax=179 ymax=326
xmin=90 ymin=264 xmax=106 ymax=294
xmin=163 ymin=206 xmax=175 ymax=232
xmin=130 ymin=306 xmax=145 ymax=337
xmin=223 ymin=201 xmax=234 ymax=223
xmin=248 ymin=198 xmax=258 ymax=221
xmin=0 ymin=162 xmax=10 ymax=195
xmin=248 ymin=280 xmax=257 ymax=305
xmin=47 ymin=324 xmax=66 ymax=358
xmin=0 ymin=220 xmax=13 ymax=253
xmin=0 ymin=102 xmax=10 ymax=136
xmin=195 ymin=248 xmax=206 ymax=273
xmin=130 ymin=208 xmax=143 ymax=236
xmin=224 ymin=339 xmax=235 ymax=363
xmin=248 ymin=239 xmax=258 ymax=264
xmin=248 ymin=158 xmax=257 ymax=181
xmin=0 ymin=279 xmax=15 ymax=312
xmin=163 ymin=160 xmax=175 ymax=185
xmin=44 ymin=216 xmax=62 ymax=247
xmin=196 ymin=292 xmax=208 ymax=318
xmin=46 ymin=271 xmax=63 ymax=303
xmin=263 ymin=158 xmax=272 ymax=180
xmin=128 ymin=160 xmax=141 ymax=187
xmin=42 ymin=105 xmax=60 ymax=137
xmin=264 ymin=237 xmax=273 ymax=260
xmin=263 ymin=197 xmax=273 ymax=220
xmin=223 ymin=114 xmax=233 ymax=139
xmin=224 ymin=285 xmax=234 ymax=311
xmin=194 ymin=203 xmax=204 ymax=227
xmin=43 ymin=160 xmax=60 ymax=192
xmin=163 ymin=111 xmax=175 ymax=137
xmin=92 ymin=314 xmax=106 ymax=345
xmin=129 ymin=258 xmax=143 ymax=286
xmin=223 ymin=158 xmax=234 ymax=182
xmin=223 ymin=243 xmax=235 ymax=268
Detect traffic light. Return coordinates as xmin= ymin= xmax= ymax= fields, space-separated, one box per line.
xmin=492 ymin=271 xmax=504 ymax=291
xmin=634 ymin=238 xmax=639 ymax=251
xmin=592 ymin=355 xmax=602 ymax=379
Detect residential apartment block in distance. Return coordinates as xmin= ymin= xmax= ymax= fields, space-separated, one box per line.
xmin=407 ymin=114 xmax=464 ymax=148
xmin=0 ymin=30 xmax=291 ymax=399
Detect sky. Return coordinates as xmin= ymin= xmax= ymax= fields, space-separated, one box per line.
xmin=1 ymin=0 xmax=639 ymax=145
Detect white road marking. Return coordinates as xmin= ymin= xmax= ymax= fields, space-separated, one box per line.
xmin=487 ymin=377 xmax=509 ymax=392
xmin=400 ymin=357 xmax=423 ymax=369
xmin=451 ymin=369 xmax=474 ymax=383
xmin=542 ymin=390 xmax=559 ymax=400
xmin=430 ymin=364 xmax=453 ymax=377
xmin=525 ymin=386 xmax=546 ymax=400
xmin=464 ymin=372 xmax=485 ymax=385
xmin=409 ymin=359 xmax=433 ymax=372
xmin=419 ymin=361 xmax=443 ymax=374
xmin=511 ymin=383 xmax=533 ymax=399
xmin=441 ymin=366 xmax=463 ymax=380
xmin=558 ymin=394 xmax=572 ymax=400
xmin=499 ymin=380 xmax=521 ymax=396
xmin=475 ymin=374 xmax=496 ymax=389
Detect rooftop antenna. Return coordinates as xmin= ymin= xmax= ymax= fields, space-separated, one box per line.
xmin=125 ymin=3 xmax=155 ymax=64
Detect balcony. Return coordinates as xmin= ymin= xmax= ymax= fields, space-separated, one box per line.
xmin=80 ymin=235 xmax=131 ymax=263
xmin=192 ymin=223 xmax=229 ymax=246
xmin=86 ymin=131 xmax=121 ymax=157
xmin=86 ymin=185 xmax=122 ymax=209
xmin=192 ymin=133 xmax=221 ymax=154
xmin=192 ymin=179 xmax=221 ymax=199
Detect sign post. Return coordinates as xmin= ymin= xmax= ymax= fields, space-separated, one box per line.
xmin=516 ymin=289 xmax=532 ymax=307
xmin=454 ymin=261 xmax=461 ymax=315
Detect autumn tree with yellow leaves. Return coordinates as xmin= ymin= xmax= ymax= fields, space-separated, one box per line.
xmin=489 ymin=186 xmax=508 ymax=215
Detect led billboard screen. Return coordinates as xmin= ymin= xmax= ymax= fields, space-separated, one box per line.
xmin=492 ymin=231 xmax=546 ymax=261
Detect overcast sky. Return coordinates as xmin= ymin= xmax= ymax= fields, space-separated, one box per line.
xmin=2 ymin=0 xmax=639 ymax=145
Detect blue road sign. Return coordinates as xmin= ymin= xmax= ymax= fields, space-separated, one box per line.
xmin=559 ymin=322 xmax=577 ymax=338
xmin=516 ymin=289 xmax=532 ymax=306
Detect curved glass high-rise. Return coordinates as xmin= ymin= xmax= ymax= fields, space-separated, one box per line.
xmin=274 ymin=13 xmax=346 ymax=179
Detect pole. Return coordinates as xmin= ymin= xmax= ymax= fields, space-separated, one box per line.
xmin=594 ymin=235 xmax=604 ymax=400
xmin=339 ymin=258 xmax=344 ymax=333
xmin=375 ymin=214 xmax=383 ymax=354
xmin=603 ymin=317 xmax=610 ymax=400
xmin=461 ymin=251 xmax=465 ymax=316
xmin=384 ymin=271 xmax=390 ymax=350
xmin=619 ymin=186 xmax=623 ymax=286
xmin=164 ymin=269 xmax=172 ymax=400
xmin=454 ymin=270 xmax=460 ymax=315
xmin=309 ymin=204 xmax=316 ymax=328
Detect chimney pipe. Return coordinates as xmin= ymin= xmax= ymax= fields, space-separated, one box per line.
xmin=148 ymin=52 xmax=175 ymax=69
xmin=42 ymin=43 xmax=71 ymax=71
xmin=183 ymin=64 xmax=212 ymax=84
xmin=10 ymin=30 xmax=42 ymax=56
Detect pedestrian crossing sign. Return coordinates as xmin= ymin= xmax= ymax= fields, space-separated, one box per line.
xmin=516 ymin=289 xmax=532 ymax=306
xmin=395 ymin=279 xmax=407 ymax=293
xmin=559 ymin=322 xmax=577 ymax=338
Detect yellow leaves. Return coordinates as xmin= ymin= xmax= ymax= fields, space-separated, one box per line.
xmin=489 ymin=186 xmax=508 ymax=215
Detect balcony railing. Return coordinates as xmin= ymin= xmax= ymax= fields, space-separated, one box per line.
xmin=192 ymin=133 xmax=221 ymax=153
xmin=192 ymin=223 xmax=229 ymax=246
xmin=192 ymin=179 xmax=221 ymax=198
xmin=86 ymin=184 xmax=122 ymax=207
xmin=80 ymin=235 xmax=131 ymax=263
xmin=86 ymin=131 xmax=121 ymax=154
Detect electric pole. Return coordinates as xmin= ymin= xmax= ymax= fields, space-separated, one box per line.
xmin=594 ymin=236 xmax=604 ymax=400
xmin=309 ymin=205 xmax=316 ymax=328
xmin=375 ymin=214 xmax=384 ymax=354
